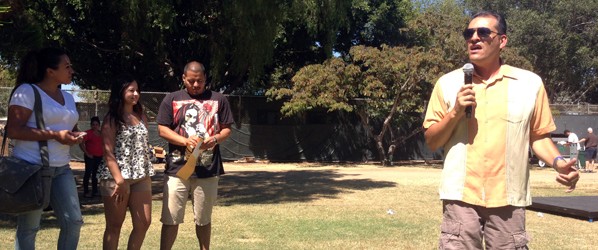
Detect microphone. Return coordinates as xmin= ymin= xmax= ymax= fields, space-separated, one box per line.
xmin=463 ymin=63 xmax=474 ymax=118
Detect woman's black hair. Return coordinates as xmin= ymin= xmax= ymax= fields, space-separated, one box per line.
xmin=106 ymin=74 xmax=143 ymax=127
xmin=16 ymin=47 xmax=67 ymax=86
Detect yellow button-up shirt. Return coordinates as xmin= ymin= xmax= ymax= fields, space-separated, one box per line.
xmin=423 ymin=65 xmax=555 ymax=207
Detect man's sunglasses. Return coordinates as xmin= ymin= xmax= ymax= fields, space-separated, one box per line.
xmin=462 ymin=27 xmax=501 ymax=40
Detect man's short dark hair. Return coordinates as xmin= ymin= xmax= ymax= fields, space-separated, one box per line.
xmin=564 ymin=129 xmax=571 ymax=134
xmin=472 ymin=11 xmax=507 ymax=35
xmin=183 ymin=61 xmax=206 ymax=75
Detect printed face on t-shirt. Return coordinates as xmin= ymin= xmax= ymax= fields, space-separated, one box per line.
xmin=173 ymin=100 xmax=218 ymax=138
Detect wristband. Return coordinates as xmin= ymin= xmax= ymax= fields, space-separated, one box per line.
xmin=212 ymin=137 xmax=218 ymax=144
xmin=552 ymin=156 xmax=565 ymax=168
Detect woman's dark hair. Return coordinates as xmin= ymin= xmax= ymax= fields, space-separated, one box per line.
xmin=90 ymin=116 xmax=101 ymax=125
xmin=106 ymin=74 xmax=143 ymax=127
xmin=16 ymin=47 xmax=67 ymax=86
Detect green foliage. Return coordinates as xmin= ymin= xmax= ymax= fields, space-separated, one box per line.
xmin=0 ymin=0 xmax=358 ymax=94
xmin=268 ymin=58 xmax=360 ymax=116
xmin=0 ymin=0 xmax=596 ymax=103
xmin=335 ymin=0 xmax=414 ymax=53
xmin=0 ymin=65 xmax=14 ymax=87
xmin=0 ymin=6 xmax=9 ymax=27
xmin=405 ymin=0 xmax=468 ymax=64
xmin=269 ymin=0 xmax=415 ymax=95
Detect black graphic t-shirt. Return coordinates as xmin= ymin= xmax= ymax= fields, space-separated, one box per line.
xmin=156 ymin=90 xmax=234 ymax=178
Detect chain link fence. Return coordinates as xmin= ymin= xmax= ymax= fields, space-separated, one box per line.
xmin=3 ymin=86 xmax=598 ymax=120
xmin=551 ymin=104 xmax=598 ymax=116
xmin=0 ymin=87 xmax=167 ymax=121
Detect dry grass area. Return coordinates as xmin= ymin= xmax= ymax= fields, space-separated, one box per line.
xmin=1 ymin=162 xmax=597 ymax=249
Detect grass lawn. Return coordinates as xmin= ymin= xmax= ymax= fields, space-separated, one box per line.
xmin=1 ymin=162 xmax=597 ymax=249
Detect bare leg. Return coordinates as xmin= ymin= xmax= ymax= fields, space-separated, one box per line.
xmin=127 ymin=190 xmax=152 ymax=250
xmin=102 ymin=193 xmax=129 ymax=250
xmin=196 ymin=223 xmax=211 ymax=250
xmin=160 ymin=224 xmax=179 ymax=250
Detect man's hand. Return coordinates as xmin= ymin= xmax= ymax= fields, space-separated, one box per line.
xmin=424 ymin=84 xmax=476 ymax=151
xmin=555 ymin=158 xmax=580 ymax=192
xmin=454 ymin=84 xmax=476 ymax=117
xmin=185 ymin=135 xmax=202 ymax=149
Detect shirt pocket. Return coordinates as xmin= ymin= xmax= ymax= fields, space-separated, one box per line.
xmin=503 ymin=99 xmax=532 ymax=124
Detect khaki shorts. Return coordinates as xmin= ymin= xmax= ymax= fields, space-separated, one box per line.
xmin=439 ymin=200 xmax=528 ymax=249
xmin=99 ymin=176 xmax=151 ymax=196
xmin=160 ymin=175 xmax=219 ymax=226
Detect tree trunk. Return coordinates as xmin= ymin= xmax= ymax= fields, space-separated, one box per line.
xmin=356 ymin=110 xmax=387 ymax=165
xmin=376 ymin=91 xmax=403 ymax=166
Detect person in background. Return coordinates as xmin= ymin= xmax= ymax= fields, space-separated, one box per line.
xmin=578 ymin=127 xmax=597 ymax=173
xmin=564 ymin=129 xmax=582 ymax=170
xmin=7 ymin=47 xmax=84 ymax=249
xmin=423 ymin=11 xmax=579 ymax=249
xmin=79 ymin=116 xmax=103 ymax=197
xmin=157 ymin=61 xmax=234 ymax=250
xmin=97 ymin=74 xmax=155 ymax=250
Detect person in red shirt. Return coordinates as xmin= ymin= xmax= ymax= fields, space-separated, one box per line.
xmin=79 ymin=116 xmax=103 ymax=197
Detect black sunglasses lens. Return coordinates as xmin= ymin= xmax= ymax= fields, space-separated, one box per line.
xmin=477 ymin=28 xmax=492 ymax=38
xmin=463 ymin=29 xmax=475 ymax=39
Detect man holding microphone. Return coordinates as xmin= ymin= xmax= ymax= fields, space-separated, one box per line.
xmin=423 ymin=11 xmax=579 ymax=249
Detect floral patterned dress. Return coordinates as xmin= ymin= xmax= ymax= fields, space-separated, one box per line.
xmin=98 ymin=123 xmax=155 ymax=180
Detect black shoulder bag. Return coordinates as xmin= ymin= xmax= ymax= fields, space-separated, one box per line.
xmin=0 ymin=84 xmax=52 ymax=215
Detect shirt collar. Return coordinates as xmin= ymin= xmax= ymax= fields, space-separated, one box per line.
xmin=474 ymin=63 xmax=517 ymax=86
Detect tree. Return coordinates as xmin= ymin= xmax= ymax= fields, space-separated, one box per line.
xmin=0 ymin=0 xmax=355 ymax=94
xmin=335 ymin=0 xmax=414 ymax=53
xmin=0 ymin=6 xmax=9 ymax=27
xmin=268 ymin=45 xmax=455 ymax=165
xmin=268 ymin=0 xmax=415 ymax=92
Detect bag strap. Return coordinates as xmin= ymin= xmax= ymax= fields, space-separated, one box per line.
xmin=1 ymin=84 xmax=50 ymax=167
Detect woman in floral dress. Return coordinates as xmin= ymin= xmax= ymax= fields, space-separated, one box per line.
xmin=98 ymin=74 xmax=155 ymax=250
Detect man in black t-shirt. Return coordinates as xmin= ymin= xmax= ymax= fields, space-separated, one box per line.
xmin=579 ymin=127 xmax=598 ymax=173
xmin=156 ymin=61 xmax=234 ymax=250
